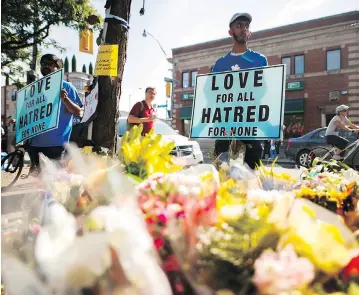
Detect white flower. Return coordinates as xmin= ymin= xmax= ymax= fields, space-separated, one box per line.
xmin=231 ymin=64 xmax=240 ymax=70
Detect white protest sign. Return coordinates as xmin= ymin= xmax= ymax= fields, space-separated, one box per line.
xmin=81 ymin=83 xmax=99 ymax=123
xmin=190 ymin=65 xmax=286 ymax=140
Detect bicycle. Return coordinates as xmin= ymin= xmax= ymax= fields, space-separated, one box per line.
xmin=306 ymin=134 xmax=359 ymax=171
xmin=1 ymin=143 xmax=30 ymax=189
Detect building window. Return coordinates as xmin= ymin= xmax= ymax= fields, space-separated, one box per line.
xmin=182 ymin=72 xmax=189 ymax=88
xmin=182 ymin=119 xmax=191 ymax=137
xmin=284 ymin=114 xmax=304 ymax=138
xmin=294 ymin=55 xmax=304 ymax=74
xmin=191 ymin=71 xmax=198 ymax=87
xmin=326 ymin=49 xmax=341 ymax=71
xmin=11 ymin=89 xmax=17 ymax=101
xmin=72 ymin=80 xmax=87 ymax=91
xmin=282 ymin=57 xmax=291 ymax=76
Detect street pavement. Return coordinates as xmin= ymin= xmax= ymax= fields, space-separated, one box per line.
xmin=1 ymin=166 xmax=39 ymax=223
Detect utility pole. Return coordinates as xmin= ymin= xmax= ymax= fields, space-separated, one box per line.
xmin=92 ymin=0 xmax=132 ymax=152
xmin=142 ymin=29 xmax=175 ymax=122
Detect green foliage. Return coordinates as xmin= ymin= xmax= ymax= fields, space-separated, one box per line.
xmin=64 ymin=57 xmax=69 ymax=72
xmin=82 ymin=64 xmax=87 ymax=73
xmin=1 ymin=0 xmax=101 ymax=80
xmin=72 ymin=55 xmax=77 ymax=72
xmin=194 ymin=209 xmax=280 ymax=293
xmin=89 ymin=62 xmax=94 ymax=75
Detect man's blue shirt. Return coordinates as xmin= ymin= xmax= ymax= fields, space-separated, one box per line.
xmin=30 ymin=81 xmax=83 ymax=147
xmin=212 ymin=49 xmax=268 ymax=73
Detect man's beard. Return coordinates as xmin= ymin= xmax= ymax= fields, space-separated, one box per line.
xmin=233 ymin=32 xmax=247 ymax=44
xmin=41 ymin=68 xmax=52 ymax=76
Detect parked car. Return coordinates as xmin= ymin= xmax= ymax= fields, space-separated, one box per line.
xmin=117 ymin=117 xmax=204 ymax=166
xmin=285 ymin=127 xmax=357 ymax=167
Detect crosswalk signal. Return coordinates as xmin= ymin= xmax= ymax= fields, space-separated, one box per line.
xmin=165 ymin=82 xmax=171 ymax=98
xmin=79 ymin=28 xmax=94 ymax=54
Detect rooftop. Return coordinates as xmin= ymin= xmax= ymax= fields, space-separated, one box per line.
xmin=172 ymin=10 xmax=359 ymax=55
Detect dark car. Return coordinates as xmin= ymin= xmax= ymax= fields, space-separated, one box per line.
xmin=285 ymin=127 xmax=357 ymax=167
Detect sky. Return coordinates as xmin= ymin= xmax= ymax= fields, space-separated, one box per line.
xmin=5 ymin=0 xmax=359 ymax=118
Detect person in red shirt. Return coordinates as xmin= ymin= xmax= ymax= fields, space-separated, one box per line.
xmin=128 ymin=87 xmax=157 ymax=135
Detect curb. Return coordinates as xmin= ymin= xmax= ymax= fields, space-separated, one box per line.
xmin=263 ymin=159 xmax=296 ymax=166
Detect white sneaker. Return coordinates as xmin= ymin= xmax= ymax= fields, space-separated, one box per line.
xmin=333 ymin=154 xmax=344 ymax=160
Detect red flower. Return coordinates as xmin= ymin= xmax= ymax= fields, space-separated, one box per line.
xmin=154 ymin=238 xmax=165 ymax=250
xmin=157 ymin=213 xmax=167 ymax=224
xmin=164 ymin=254 xmax=180 ymax=272
xmin=343 ymin=255 xmax=359 ymax=281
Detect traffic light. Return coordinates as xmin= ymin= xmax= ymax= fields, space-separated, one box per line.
xmin=165 ymin=82 xmax=171 ymax=98
xmin=79 ymin=28 xmax=94 ymax=54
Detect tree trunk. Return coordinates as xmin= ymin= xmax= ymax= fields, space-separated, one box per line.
xmin=92 ymin=0 xmax=132 ymax=152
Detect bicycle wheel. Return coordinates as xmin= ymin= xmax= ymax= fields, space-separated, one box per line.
xmin=352 ymin=151 xmax=359 ymax=171
xmin=1 ymin=152 xmax=24 ymax=189
xmin=307 ymin=147 xmax=333 ymax=167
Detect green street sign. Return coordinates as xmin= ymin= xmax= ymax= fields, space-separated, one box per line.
xmin=180 ymin=93 xmax=194 ymax=100
xmin=286 ymin=80 xmax=304 ymax=91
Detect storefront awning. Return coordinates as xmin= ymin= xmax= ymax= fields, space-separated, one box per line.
xmin=284 ymin=98 xmax=304 ymax=114
xmin=179 ymin=106 xmax=192 ymax=119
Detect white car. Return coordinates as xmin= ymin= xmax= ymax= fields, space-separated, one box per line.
xmin=117 ymin=117 xmax=204 ymax=166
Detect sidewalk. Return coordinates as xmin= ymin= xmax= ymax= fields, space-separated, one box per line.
xmin=1 ymin=166 xmax=39 ymax=215
xmin=262 ymin=147 xmax=295 ymax=166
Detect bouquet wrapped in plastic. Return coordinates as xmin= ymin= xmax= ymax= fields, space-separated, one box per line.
xmin=294 ymin=162 xmax=359 ymax=227
xmin=2 ymin=144 xmax=172 ymax=295
xmin=168 ymin=169 xmax=359 ymax=295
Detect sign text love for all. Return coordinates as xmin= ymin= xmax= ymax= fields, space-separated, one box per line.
xmin=15 ymin=69 xmax=63 ymax=143
xmin=190 ymin=65 xmax=286 ymax=140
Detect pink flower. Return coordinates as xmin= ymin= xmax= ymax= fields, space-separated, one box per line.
xmin=253 ymin=244 xmax=315 ymax=294
xmin=154 ymin=238 xmax=165 ymax=250
xmin=157 ymin=213 xmax=167 ymax=224
xmin=30 ymin=223 xmax=41 ymax=234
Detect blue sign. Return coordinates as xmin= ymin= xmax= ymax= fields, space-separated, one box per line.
xmin=15 ymin=70 xmax=63 ymax=143
xmin=190 ymin=65 xmax=286 ymax=140
xmin=157 ymin=104 xmax=168 ymax=108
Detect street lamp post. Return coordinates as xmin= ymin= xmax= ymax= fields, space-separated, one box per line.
xmin=142 ymin=29 xmax=175 ymax=122
xmin=128 ymin=88 xmax=142 ymax=111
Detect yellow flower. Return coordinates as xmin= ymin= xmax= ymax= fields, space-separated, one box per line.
xmin=118 ymin=125 xmax=182 ymax=178
xmin=295 ymin=187 xmax=316 ymax=198
xmin=217 ymin=179 xmax=246 ymax=210
xmin=280 ymin=202 xmax=356 ymax=274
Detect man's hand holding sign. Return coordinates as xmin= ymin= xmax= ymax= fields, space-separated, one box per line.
xmin=190 ymin=12 xmax=286 ymax=169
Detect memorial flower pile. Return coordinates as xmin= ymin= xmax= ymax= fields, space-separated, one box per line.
xmin=2 ymin=125 xmax=359 ymax=295
xmin=293 ymin=163 xmax=359 ymax=214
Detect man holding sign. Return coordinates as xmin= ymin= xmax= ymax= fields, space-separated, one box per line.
xmin=26 ymin=54 xmax=83 ymax=171
xmin=212 ymin=12 xmax=268 ymax=169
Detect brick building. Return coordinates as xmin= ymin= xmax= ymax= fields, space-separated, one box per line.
xmin=170 ymin=11 xmax=359 ymax=139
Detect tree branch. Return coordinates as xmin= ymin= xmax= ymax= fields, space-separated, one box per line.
xmin=2 ymin=21 xmax=53 ymax=50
